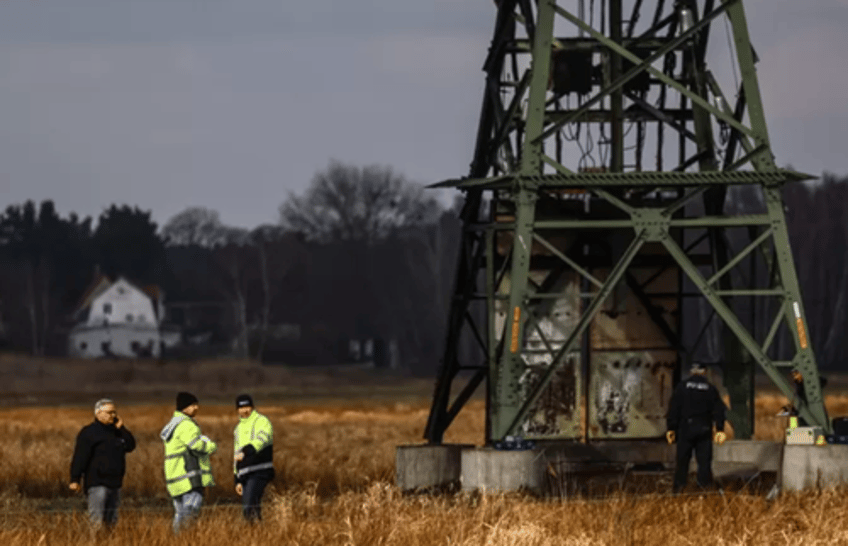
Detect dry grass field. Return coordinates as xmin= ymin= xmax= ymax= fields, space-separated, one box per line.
xmin=2 ymin=359 xmax=848 ymax=545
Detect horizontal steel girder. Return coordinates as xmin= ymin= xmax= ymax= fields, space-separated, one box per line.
xmin=430 ymin=169 xmax=812 ymax=190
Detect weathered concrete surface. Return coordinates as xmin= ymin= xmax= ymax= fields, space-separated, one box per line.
xmin=395 ymin=444 xmax=472 ymax=491
xmin=400 ymin=440 xmax=792 ymax=495
xmin=461 ymin=448 xmax=545 ymax=494
xmin=540 ymin=440 xmax=674 ymax=464
xmin=781 ymin=444 xmax=848 ymax=491
xmin=713 ymin=440 xmax=782 ymax=473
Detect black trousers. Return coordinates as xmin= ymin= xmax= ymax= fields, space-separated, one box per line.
xmin=673 ymin=430 xmax=713 ymax=492
xmin=242 ymin=474 xmax=272 ymax=521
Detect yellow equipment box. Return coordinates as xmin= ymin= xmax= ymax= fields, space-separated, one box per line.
xmin=786 ymin=426 xmax=825 ymax=445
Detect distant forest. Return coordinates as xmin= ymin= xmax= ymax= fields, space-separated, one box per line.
xmin=0 ymin=161 xmax=460 ymax=373
xmin=0 ymin=164 xmax=845 ymax=373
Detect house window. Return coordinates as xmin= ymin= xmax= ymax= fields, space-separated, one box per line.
xmin=103 ymin=303 xmax=112 ymax=315
xmin=79 ymin=342 xmax=87 ymax=350
xmin=126 ymin=314 xmax=134 ymax=322
xmin=117 ymin=287 xmax=126 ymax=295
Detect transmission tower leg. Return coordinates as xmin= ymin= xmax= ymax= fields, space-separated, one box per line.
xmin=490 ymin=188 xmax=537 ymax=441
xmin=724 ymin=349 xmax=754 ymax=439
xmin=764 ymin=187 xmax=829 ymax=429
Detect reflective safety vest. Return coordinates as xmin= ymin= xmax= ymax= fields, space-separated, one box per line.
xmin=233 ymin=410 xmax=274 ymax=483
xmin=160 ymin=411 xmax=217 ymax=497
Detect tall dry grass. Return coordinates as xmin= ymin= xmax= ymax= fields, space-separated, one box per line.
xmin=0 ymin=393 xmax=847 ymax=545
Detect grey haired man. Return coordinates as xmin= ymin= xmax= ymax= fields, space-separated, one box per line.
xmin=69 ymin=398 xmax=136 ymax=528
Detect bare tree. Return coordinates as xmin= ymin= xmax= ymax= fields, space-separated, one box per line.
xmin=279 ymin=160 xmax=441 ymax=244
xmin=211 ymin=227 xmax=252 ymax=358
xmin=162 ymin=207 xmax=228 ymax=248
xmin=249 ymin=225 xmax=301 ymax=361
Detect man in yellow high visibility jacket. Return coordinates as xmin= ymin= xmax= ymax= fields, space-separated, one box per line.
xmin=160 ymin=392 xmax=217 ymax=533
xmin=233 ymin=394 xmax=274 ymax=521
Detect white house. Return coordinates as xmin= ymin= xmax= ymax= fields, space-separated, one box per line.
xmin=68 ymin=276 xmax=169 ymax=358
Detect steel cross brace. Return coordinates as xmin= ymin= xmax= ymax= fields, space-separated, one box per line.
xmin=660 ymin=233 xmax=828 ymax=430
xmin=496 ymin=199 xmax=828 ymax=437
xmin=539 ymin=0 xmax=748 ymax=143
xmin=501 ymin=231 xmax=647 ymax=438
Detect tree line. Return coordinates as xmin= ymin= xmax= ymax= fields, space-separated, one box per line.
xmin=0 ymin=163 xmax=845 ymax=372
xmin=0 ymin=161 xmax=460 ymax=373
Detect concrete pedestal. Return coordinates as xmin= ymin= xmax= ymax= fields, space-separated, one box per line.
xmin=398 ymin=440 xmax=848 ymax=495
xmin=781 ymin=444 xmax=848 ymax=491
xmin=713 ymin=440 xmax=782 ymax=472
xmin=395 ymin=444 xmax=472 ymax=491
xmin=708 ymin=440 xmax=782 ymax=479
xmin=460 ymin=448 xmax=545 ymax=494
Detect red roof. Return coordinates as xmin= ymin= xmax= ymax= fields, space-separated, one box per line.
xmin=75 ymin=274 xmax=112 ymax=313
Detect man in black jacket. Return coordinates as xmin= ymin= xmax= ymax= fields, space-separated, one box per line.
xmin=69 ymin=398 xmax=136 ymax=528
xmin=666 ymin=363 xmax=727 ymax=493
xmin=233 ymin=394 xmax=274 ymax=521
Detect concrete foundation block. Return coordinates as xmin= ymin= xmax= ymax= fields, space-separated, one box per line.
xmin=714 ymin=440 xmax=782 ymax=472
xmin=781 ymin=444 xmax=848 ymax=491
xmin=395 ymin=444 xmax=471 ymax=491
xmin=461 ymin=448 xmax=545 ymax=494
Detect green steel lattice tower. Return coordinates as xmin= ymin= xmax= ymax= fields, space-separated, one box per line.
xmin=425 ymin=0 xmax=829 ymax=446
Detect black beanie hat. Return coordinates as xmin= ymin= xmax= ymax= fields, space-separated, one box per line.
xmin=236 ymin=394 xmax=254 ymax=409
xmin=176 ymin=391 xmax=199 ymax=411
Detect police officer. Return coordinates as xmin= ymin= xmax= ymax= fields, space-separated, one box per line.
xmin=666 ymin=362 xmax=727 ymax=493
xmin=160 ymin=392 xmax=218 ymax=533
xmin=233 ymin=394 xmax=274 ymax=521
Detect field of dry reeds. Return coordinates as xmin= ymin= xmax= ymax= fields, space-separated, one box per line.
xmin=2 ymin=360 xmax=848 ymax=545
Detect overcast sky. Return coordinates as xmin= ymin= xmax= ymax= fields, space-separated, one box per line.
xmin=1 ymin=0 xmax=846 ymax=229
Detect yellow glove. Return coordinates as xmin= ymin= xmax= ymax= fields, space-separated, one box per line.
xmin=714 ymin=431 xmax=727 ymax=445
xmin=666 ymin=431 xmax=676 ymax=444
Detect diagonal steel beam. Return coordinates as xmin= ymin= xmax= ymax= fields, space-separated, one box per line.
xmin=540 ymin=0 xmax=749 ymax=143
xmin=541 ymin=153 xmax=576 ymax=176
xmin=625 ymin=271 xmax=683 ymax=352
xmin=660 ymin=234 xmax=824 ymax=429
xmin=532 ymin=233 xmax=603 ymax=288
xmin=487 ymin=70 xmax=530 ymax=164
xmin=706 ymin=72 xmax=754 ymax=155
xmin=503 ymin=231 xmax=647 ymax=437
xmin=663 ymin=186 xmax=708 ymax=216
xmin=706 ymin=226 xmax=773 ymax=287
xmin=444 ymin=368 xmax=487 ymax=428
xmin=590 ymin=188 xmax=637 ymax=216
xmin=761 ymin=307 xmax=783 ymax=356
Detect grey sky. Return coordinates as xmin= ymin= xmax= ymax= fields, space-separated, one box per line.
xmin=1 ymin=0 xmax=846 ymax=228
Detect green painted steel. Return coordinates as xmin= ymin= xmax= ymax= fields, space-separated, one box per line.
xmin=432 ymin=170 xmax=810 ymax=190
xmin=493 ymin=187 xmax=538 ymax=439
xmin=425 ymin=0 xmax=830 ymax=446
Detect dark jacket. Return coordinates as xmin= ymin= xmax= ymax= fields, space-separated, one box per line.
xmin=70 ymin=420 xmax=136 ymax=490
xmin=666 ymin=374 xmax=726 ymax=436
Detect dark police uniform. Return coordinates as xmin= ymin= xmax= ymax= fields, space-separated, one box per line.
xmin=666 ymin=373 xmax=726 ymax=492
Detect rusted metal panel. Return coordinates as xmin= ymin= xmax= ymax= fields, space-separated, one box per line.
xmin=587 ymin=350 xmax=676 ymax=439
xmin=492 ymin=248 xmax=681 ymax=441
xmin=521 ymin=353 xmax=582 ymax=439
xmin=520 ymin=270 xmax=583 ymax=439
xmin=591 ymin=267 xmax=679 ymax=350
xmin=494 ymin=268 xmax=584 ymax=439
xmin=586 ymin=261 xmax=679 ymax=440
